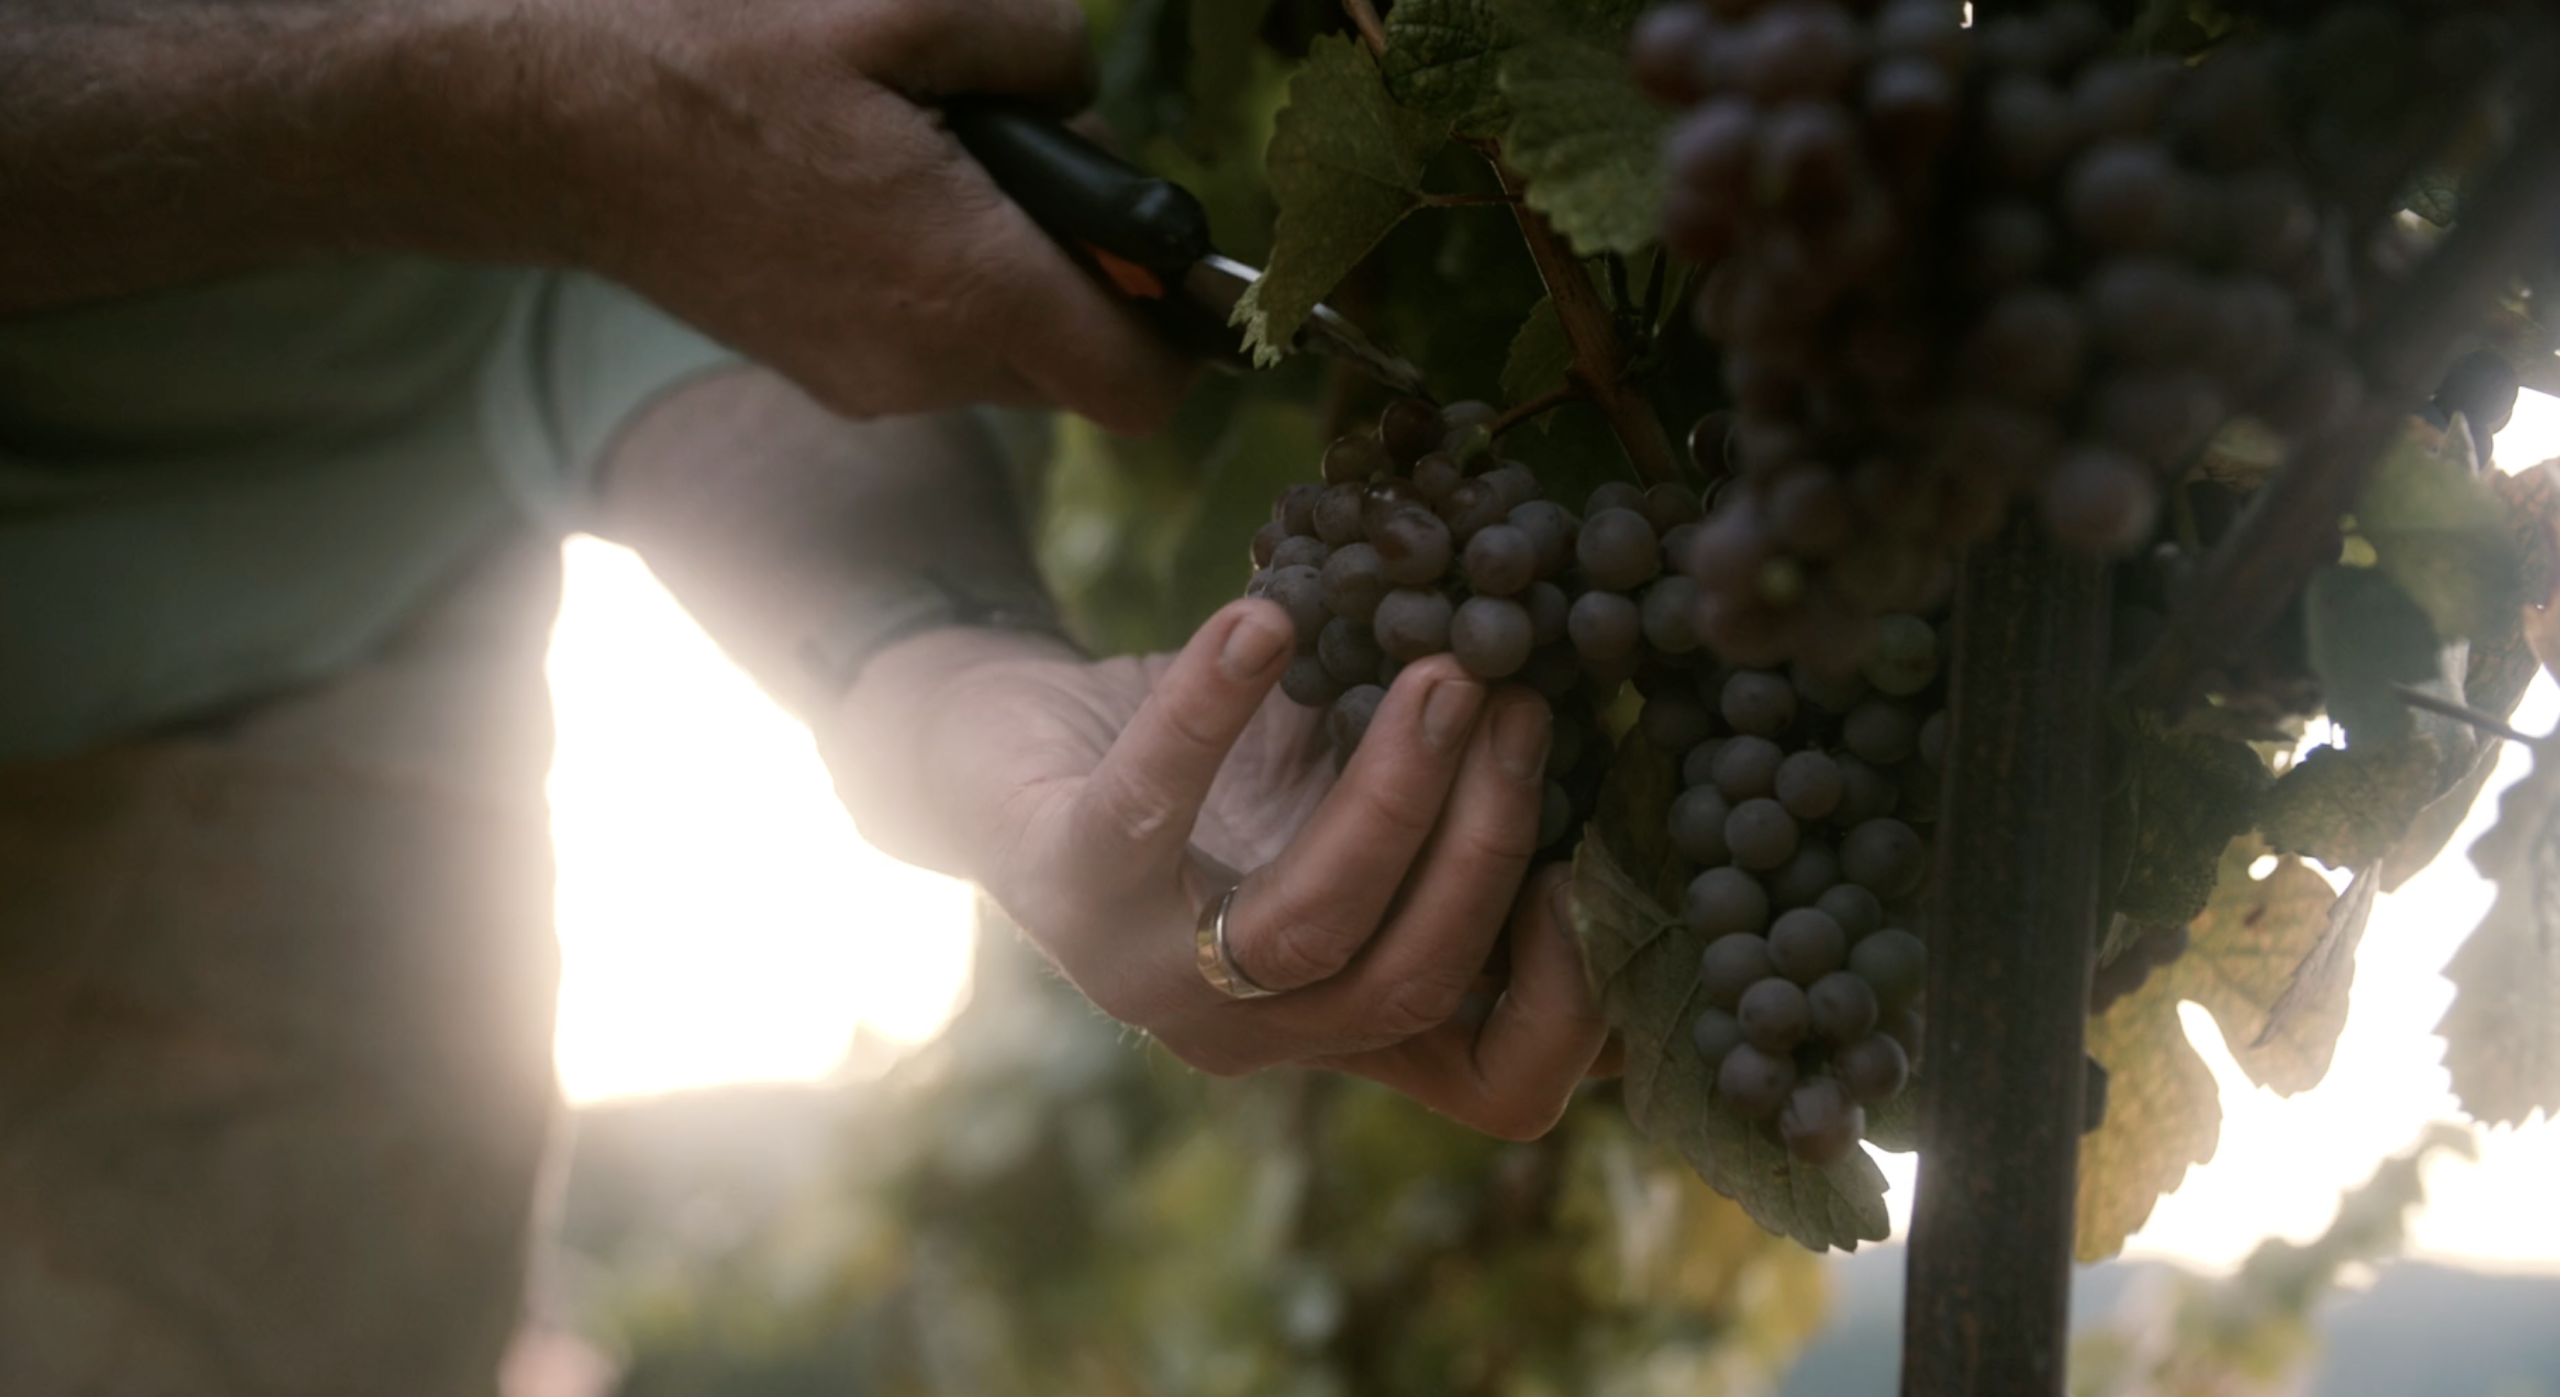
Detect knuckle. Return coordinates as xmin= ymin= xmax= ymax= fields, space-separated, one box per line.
xmin=1354 ymin=776 xmax=1443 ymax=843
xmin=1242 ymin=911 xmax=1366 ymax=990
xmin=1365 ymin=972 xmax=1470 ymax=1042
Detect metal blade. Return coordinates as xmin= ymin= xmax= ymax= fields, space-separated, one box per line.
xmin=1184 ymin=255 xmax=1431 ymax=399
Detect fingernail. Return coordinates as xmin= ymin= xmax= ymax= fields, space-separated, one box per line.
xmin=1421 ymin=679 xmax=1485 ymax=753
xmin=1493 ymin=699 xmax=1552 ymax=784
xmin=1219 ymin=609 xmax=1291 ymax=681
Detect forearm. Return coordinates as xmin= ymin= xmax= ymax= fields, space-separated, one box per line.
xmin=596 ymin=368 xmax=1079 ymax=866
xmin=0 ymin=0 xmax=572 ymax=311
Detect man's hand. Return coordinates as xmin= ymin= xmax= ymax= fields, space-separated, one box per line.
xmin=827 ymin=603 xmax=1611 ymax=1140
xmin=3 ymin=0 xmax=1189 ymax=433
xmin=542 ymin=0 xmax=1192 ymax=432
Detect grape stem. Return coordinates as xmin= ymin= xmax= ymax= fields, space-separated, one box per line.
xmin=1488 ymin=383 xmax=1581 ymax=438
xmin=2393 ymin=683 xmax=2544 ymax=746
xmin=1467 ymin=139 xmax=1684 ymax=485
xmin=1341 ymin=0 xmax=1389 ymax=60
xmin=2123 ymin=54 xmax=2560 ymax=712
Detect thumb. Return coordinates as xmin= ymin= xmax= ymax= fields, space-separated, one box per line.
xmin=1068 ymin=601 xmax=1297 ymax=878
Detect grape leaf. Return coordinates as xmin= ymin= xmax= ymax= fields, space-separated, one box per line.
xmin=1231 ymin=35 xmax=1448 ymax=366
xmin=1499 ymin=294 xmax=1571 ymax=416
xmin=2301 ymin=564 xmax=2441 ymax=748
xmin=2078 ymin=840 xmax=2344 ymax=1259
xmin=2357 ymin=419 xmax=2522 ymax=644
xmin=1573 ymin=739 xmax=1891 ymax=1252
xmin=2114 ymin=714 xmax=2272 ymax=925
xmin=2078 ymin=975 xmax=2220 ymax=1263
xmin=2259 ymin=739 xmax=2444 ymax=871
xmin=2383 ymin=593 xmax=2540 ymax=889
xmin=2436 ymin=738 xmax=2560 ymax=1126
xmin=2254 ymin=865 xmax=2378 ymax=1065
xmin=1380 ymin=0 xmax=1519 ymax=137
xmin=1494 ymin=0 xmax=1669 ymax=256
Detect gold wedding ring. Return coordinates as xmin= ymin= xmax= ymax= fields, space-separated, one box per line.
xmin=1193 ymin=884 xmax=1278 ymax=1000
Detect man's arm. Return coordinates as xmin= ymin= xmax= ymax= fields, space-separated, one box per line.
xmin=0 ymin=0 xmax=1187 ymax=431
xmin=594 ymin=370 xmax=1608 ymax=1139
xmin=0 ymin=1 xmax=575 ymax=311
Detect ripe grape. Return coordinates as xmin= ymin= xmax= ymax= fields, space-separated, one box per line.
xmin=1843 ymin=698 xmax=1918 ymax=765
xmin=1780 ymin=1077 xmax=1865 ymax=1164
xmin=1318 ymin=616 xmax=1384 ymax=686
xmin=1569 ymin=590 xmax=1643 ymax=660
xmin=1672 ymin=783 xmax=1737 ymax=863
xmin=1641 ymin=576 xmax=1704 ymax=653
xmin=1251 ymin=521 xmax=1286 ymax=568
xmin=1579 ymin=508 xmax=1663 ymax=590
xmin=1268 ymin=565 xmax=1329 ymax=644
xmin=1381 ymin=399 xmax=1447 ymax=462
xmin=1713 ymin=734 xmax=1787 ymax=800
xmin=1324 ymin=435 xmax=1392 ymax=484
xmin=1701 ymin=933 xmax=1779 ymax=1008
xmin=1767 ymin=840 xmax=1842 ymax=910
xmin=1851 ymin=928 xmax=1928 ymax=1009
xmin=1450 ymin=596 xmax=1535 ymax=678
xmin=2041 ymin=444 xmax=2160 ymax=554
xmin=1832 ymin=752 xmax=1900 ymax=826
xmin=1726 ymin=797 xmax=1801 ymax=870
xmin=1320 ymin=542 xmax=1388 ymax=622
xmin=1836 ymin=1032 xmax=1911 ymax=1101
xmin=1687 ymin=866 xmax=1772 ymax=941
xmin=1375 ymin=508 xmax=1454 ymax=586
xmin=1692 ymin=1006 xmax=1746 ymax=1067
xmin=1327 ymin=683 xmax=1385 ymax=753
xmin=1769 ymin=907 xmax=1849 ymax=983
xmin=1842 ymin=817 xmax=1926 ymax=895
xmin=1520 ymin=580 xmax=1571 ymax=647
xmin=1718 ymin=1043 xmax=1798 ymax=1119
xmin=1739 ymin=976 xmax=1813 ymax=1053
xmin=1720 ymin=669 xmax=1798 ymax=735
xmin=1315 ymin=483 xmax=1367 ymax=546
xmin=1808 ymin=970 xmax=1881 ymax=1043
xmin=1463 ymin=525 xmax=1538 ymax=596
xmin=1774 ymin=749 xmax=1844 ymax=819
xmin=1816 ymin=883 xmax=1885 ymax=941
xmin=1282 ymin=653 xmax=1344 ymax=707
xmin=1374 ymin=588 xmax=1455 ymax=660
xmin=1271 ymin=534 xmax=1329 ymax=573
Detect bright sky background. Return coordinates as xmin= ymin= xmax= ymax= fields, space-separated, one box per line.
xmin=543 ymin=391 xmax=2560 ymax=1274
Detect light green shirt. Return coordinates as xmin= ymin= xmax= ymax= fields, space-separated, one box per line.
xmin=0 ymin=259 xmax=738 ymax=763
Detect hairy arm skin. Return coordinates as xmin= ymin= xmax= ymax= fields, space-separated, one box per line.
xmin=0 ymin=0 xmax=1187 ymax=428
xmin=0 ymin=1 xmax=565 ymax=310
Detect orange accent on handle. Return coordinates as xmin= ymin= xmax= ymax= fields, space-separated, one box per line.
xmin=1086 ymin=245 xmax=1167 ymax=299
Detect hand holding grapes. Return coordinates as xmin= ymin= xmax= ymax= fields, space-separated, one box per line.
xmin=828 ymin=601 xmax=1610 ymax=1140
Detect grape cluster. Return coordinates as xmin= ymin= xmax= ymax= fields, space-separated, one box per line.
xmin=1671 ymin=615 xmax=1946 ymax=1163
xmin=1245 ymin=399 xmax=1713 ymax=855
xmin=1630 ymin=0 xmax=2478 ymax=668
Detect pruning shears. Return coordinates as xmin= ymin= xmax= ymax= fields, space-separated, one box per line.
xmin=944 ymin=101 xmax=1431 ymax=399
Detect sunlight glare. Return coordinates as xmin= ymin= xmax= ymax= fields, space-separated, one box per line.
xmin=543 ymin=536 xmax=975 ymax=1105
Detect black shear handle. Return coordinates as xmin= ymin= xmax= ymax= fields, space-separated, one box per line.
xmin=943 ymin=100 xmax=1241 ymax=361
